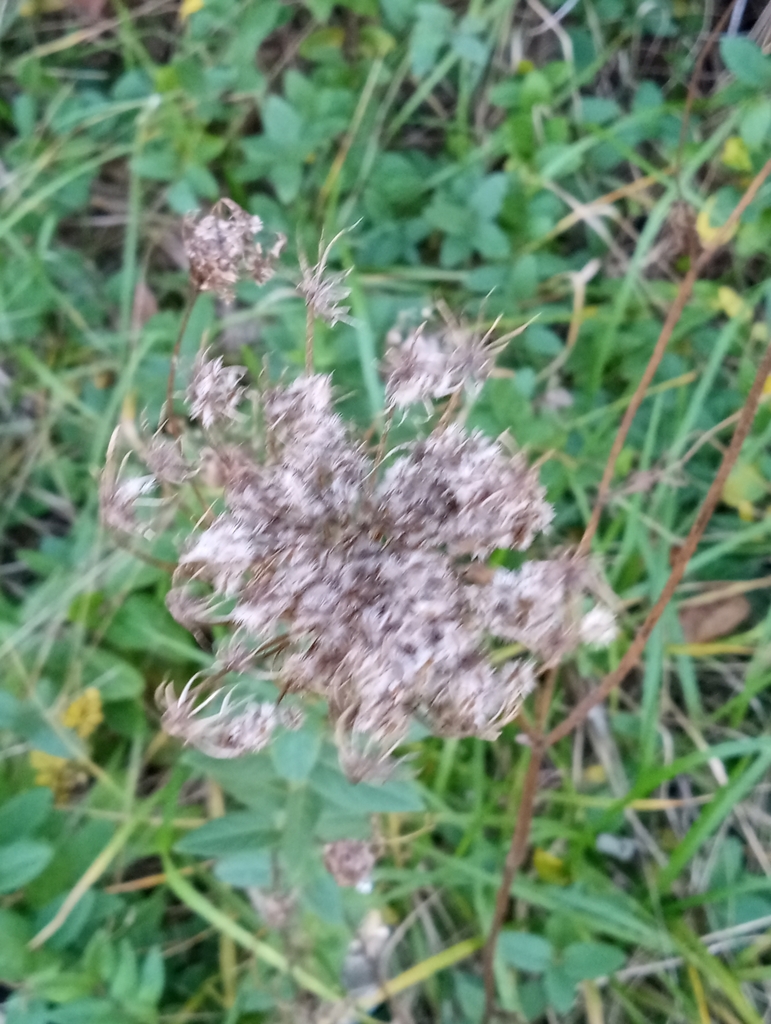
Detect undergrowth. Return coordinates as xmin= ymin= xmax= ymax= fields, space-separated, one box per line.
xmin=3 ymin=0 xmax=771 ymax=1022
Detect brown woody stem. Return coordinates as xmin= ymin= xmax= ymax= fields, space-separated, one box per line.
xmin=578 ymin=155 xmax=771 ymax=557
xmin=481 ymin=152 xmax=771 ymax=1023
xmin=482 ymin=667 xmax=558 ymax=1022
xmin=550 ymin=335 xmax=771 ymax=747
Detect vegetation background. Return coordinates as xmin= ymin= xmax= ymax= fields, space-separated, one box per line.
xmin=3 ymin=0 xmax=771 ymax=1021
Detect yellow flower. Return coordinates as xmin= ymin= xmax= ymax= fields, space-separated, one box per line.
xmin=29 ymin=689 xmax=102 ymax=803
xmin=29 ymin=751 xmax=85 ymax=804
xmin=179 ymin=0 xmax=203 ymax=21
xmin=61 ymin=687 xmax=103 ymax=739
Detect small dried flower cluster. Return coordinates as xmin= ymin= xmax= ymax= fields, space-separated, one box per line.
xmin=384 ymin=312 xmax=506 ymax=408
xmin=299 ymin=231 xmax=354 ymax=327
xmin=184 ymin=198 xmax=285 ymax=300
xmin=323 ymin=840 xmax=376 ymax=891
xmin=101 ymin=200 xmax=618 ymax=779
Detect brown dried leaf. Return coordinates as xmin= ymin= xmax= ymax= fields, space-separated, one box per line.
xmin=679 ymin=594 xmax=751 ymax=644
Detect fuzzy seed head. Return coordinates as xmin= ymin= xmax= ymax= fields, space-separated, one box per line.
xmin=184 ymin=198 xmax=285 ymax=300
xmin=187 ymin=349 xmax=247 ymax=429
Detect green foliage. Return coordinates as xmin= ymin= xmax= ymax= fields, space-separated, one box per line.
xmin=2 ymin=0 xmax=771 ymax=1021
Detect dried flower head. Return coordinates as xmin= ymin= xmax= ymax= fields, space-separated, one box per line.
xmin=378 ymin=423 xmax=553 ymax=557
xmin=156 ymin=681 xmax=301 ymax=759
xmin=187 ymin=349 xmax=247 ymax=429
xmin=184 ymin=198 xmax=285 ymax=300
xmin=100 ymin=203 xmax=620 ymax=782
xmin=479 ymin=558 xmax=617 ymax=662
xmin=383 ymin=311 xmax=507 ymax=409
xmin=143 ymin=433 xmax=193 ymax=485
xmin=298 ymin=230 xmax=354 ymax=326
xmin=323 ymin=840 xmax=376 ymax=890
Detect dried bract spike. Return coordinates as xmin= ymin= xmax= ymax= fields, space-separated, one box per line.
xmin=384 ymin=325 xmax=456 ymax=408
xmin=298 ymin=231 xmax=354 ymax=326
xmin=143 ymin=434 xmax=193 ymax=485
xmin=323 ymin=840 xmax=376 ymax=889
xmin=184 ymin=198 xmax=285 ymax=300
xmin=383 ymin=314 xmax=501 ymax=409
xmin=157 ymin=681 xmax=299 ymax=759
xmin=99 ymin=471 xmax=157 ymax=538
xmin=187 ymin=349 xmax=246 ymax=429
xmin=378 ymin=423 xmax=553 ymax=557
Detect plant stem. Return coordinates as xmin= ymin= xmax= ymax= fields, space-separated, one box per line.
xmin=551 ymin=335 xmax=771 ymax=747
xmin=578 ymin=155 xmax=771 ymax=556
xmin=162 ymin=291 xmax=197 ymax=434
xmin=481 ymin=667 xmax=558 ymax=1022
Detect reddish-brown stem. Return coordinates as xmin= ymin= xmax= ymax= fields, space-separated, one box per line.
xmin=482 ymin=668 xmax=558 ymax=1022
xmin=578 ymin=155 xmax=771 ymax=557
xmin=550 ymin=335 xmax=771 ymax=748
xmin=481 ymin=153 xmax=771 ymax=1023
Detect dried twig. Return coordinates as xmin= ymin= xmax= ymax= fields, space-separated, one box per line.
xmin=550 ymin=335 xmax=771 ymax=747
xmin=482 ymin=667 xmax=557 ymax=1020
xmin=578 ymin=155 xmax=771 ymax=556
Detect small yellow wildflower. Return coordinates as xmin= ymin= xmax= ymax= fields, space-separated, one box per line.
xmin=29 ymin=751 xmax=86 ymax=804
xmin=29 ymin=688 xmax=103 ymax=803
xmin=61 ymin=687 xmax=103 ymax=739
xmin=179 ymin=0 xmax=203 ymax=21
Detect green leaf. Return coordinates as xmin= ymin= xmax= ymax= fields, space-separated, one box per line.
xmin=720 ymin=37 xmax=771 ymax=88
xmin=741 ymin=99 xmax=771 ymax=150
xmin=109 ymin=939 xmax=139 ymax=1003
xmin=562 ymin=941 xmax=626 ymax=981
xmin=311 ymin=764 xmax=423 ymax=813
xmin=498 ymin=931 xmax=552 ymax=973
xmin=262 ymin=95 xmax=303 ymax=144
xmin=81 ymin=648 xmax=144 ymax=701
xmin=544 ymin=963 xmax=576 ymax=1013
xmin=409 ymin=3 xmax=453 ymax=75
xmin=214 ymin=850 xmax=272 ymax=888
xmin=0 ymin=788 xmax=52 ymax=838
xmin=0 ymin=691 xmax=22 ymax=729
xmin=0 ymin=840 xmax=54 ymax=893
xmin=581 ymin=97 xmax=620 ymax=125
xmin=510 ymin=880 xmax=671 ymax=953
xmin=270 ymin=728 xmax=322 ymax=781
xmin=137 ymin=946 xmax=165 ymax=1006
xmin=519 ymin=978 xmax=548 ymax=1022
xmin=0 ymin=909 xmax=33 ymax=981
xmin=103 ymin=594 xmax=205 ymax=665
xmin=175 ymin=813 xmax=276 ymax=857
